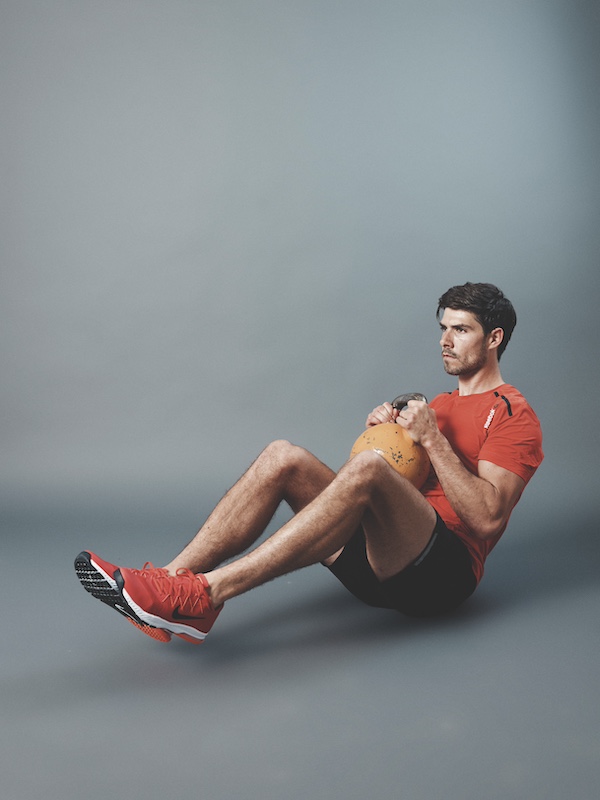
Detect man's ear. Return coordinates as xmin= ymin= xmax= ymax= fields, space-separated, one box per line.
xmin=488 ymin=327 xmax=504 ymax=352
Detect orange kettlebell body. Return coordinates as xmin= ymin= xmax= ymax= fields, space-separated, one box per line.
xmin=350 ymin=422 xmax=431 ymax=489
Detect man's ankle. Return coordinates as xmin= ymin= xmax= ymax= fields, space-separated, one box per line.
xmin=201 ymin=572 xmax=222 ymax=608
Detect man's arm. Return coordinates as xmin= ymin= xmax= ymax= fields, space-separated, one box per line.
xmin=394 ymin=401 xmax=524 ymax=541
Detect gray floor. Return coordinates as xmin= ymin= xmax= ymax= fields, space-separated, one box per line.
xmin=3 ymin=502 xmax=599 ymax=800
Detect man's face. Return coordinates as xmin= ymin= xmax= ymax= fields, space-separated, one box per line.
xmin=438 ymin=308 xmax=491 ymax=377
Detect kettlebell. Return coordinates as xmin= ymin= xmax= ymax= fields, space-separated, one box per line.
xmin=349 ymin=393 xmax=431 ymax=488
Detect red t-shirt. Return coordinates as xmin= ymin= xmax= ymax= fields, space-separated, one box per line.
xmin=421 ymin=384 xmax=544 ymax=583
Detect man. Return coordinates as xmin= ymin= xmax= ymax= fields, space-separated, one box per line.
xmin=75 ymin=282 xmax=543 ymax=644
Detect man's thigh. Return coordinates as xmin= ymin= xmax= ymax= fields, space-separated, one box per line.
xmin=327 ymin=516 xmax=477 ymax=617
xmin=322 ymin=452 xmax=436 ymax=575
xmin=359 ymin=454 xmax=437 ymax=580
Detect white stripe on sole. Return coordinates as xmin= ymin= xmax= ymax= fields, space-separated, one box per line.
xmin=89 ymin=557 xmax=118 ymax=590
xmin=120 ymin=587 xmax=207 ymax=642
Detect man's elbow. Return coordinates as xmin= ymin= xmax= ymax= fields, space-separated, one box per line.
xmin=472 ymin=515 xmax=507 ymax=541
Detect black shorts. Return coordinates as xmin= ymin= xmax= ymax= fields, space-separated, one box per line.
xmin=327 ymin=513 xmax=478 ymax=618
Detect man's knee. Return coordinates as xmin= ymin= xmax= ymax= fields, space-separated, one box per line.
xmin=260 ymin=439 xmax=309 ymax=476
xmin=263 ymin=438 xmax=297 ymax=460
xmin=345 ymin=449 xmax=391 ymax=478
xmin=340 ymin=450 xmax=394 ymax=495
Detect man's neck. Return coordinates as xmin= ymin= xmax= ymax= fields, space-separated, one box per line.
xmin=457 ymin=365 xmax=504 ymax=396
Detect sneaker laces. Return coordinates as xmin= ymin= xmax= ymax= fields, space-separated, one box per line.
xmin=135 ymin=563 xmax=212 ymax=615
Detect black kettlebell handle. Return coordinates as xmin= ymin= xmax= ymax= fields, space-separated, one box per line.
xmin=391 ymin=392 xmax=428 ymax=410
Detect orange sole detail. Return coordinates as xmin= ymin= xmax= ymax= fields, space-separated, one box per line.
xmin=126 ymin=618 xmax=205 ymax=645
xmin=173 ymin=632 xmax=204 ymax=645
xmin=126 ymin=618 xmax=172 ymax=643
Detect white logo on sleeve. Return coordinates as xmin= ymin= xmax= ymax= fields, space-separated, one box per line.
xmin=484 ymin=407 xmax=496 ymax=430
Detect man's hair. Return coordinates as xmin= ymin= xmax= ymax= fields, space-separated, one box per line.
xmin=436 ymin=282 xmax=517 ymax=360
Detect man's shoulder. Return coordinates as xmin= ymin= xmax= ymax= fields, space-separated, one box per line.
xmin=431 ymin=384 xmax=532 ymax=406
xmin=493 ymin=384 xmax=539 ymax=417
xmin=431 ymin=384 xmax=540 ymax=425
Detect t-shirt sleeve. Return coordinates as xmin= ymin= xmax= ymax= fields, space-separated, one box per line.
xmin=478 ymin=401 xmax=544 ymax=484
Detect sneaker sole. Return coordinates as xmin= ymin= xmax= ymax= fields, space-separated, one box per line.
xmin=74 ymin=551 xmax=172 ymax=643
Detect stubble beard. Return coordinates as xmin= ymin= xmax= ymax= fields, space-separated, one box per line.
xmin=442 ymin=345 xmax=488 ymax=377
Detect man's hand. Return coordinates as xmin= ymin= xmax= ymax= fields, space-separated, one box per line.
xmin=394 ymin=400 xmax=439 ymax=447
xmin=366 ymin=399 xmax=441 ymax=449
xmin=366 ymin=402 xmax=398 ymax=427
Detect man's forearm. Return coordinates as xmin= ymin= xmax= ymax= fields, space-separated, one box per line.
xmin=422 ymin=430 xmax=504 ymax=540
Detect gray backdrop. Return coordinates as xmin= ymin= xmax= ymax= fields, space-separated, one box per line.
xmin=3 ymin=0 xmax=599 ymax=514
xmin=2 ymin=2 xmax=599 ymax=799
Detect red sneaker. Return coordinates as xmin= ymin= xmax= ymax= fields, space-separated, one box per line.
xmin=116 ymin=565 xmax=222 ymax=644
xmin=74 ymin=551 xmax=171 ymax=643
